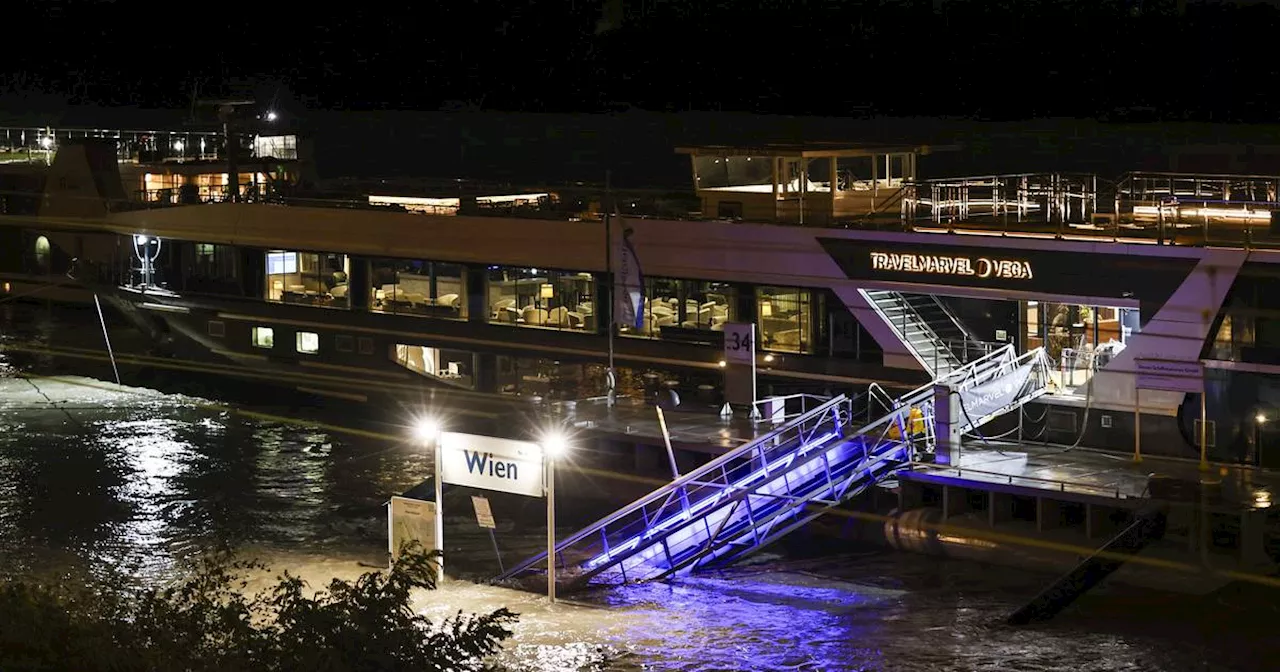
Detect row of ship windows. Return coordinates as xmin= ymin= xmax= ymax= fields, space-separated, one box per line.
xmin=206 ymin=320 xmax=374 ymax=356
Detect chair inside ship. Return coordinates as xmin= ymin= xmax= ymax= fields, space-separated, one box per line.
xmin=497 ymin=344 xmax=1054 ymax=592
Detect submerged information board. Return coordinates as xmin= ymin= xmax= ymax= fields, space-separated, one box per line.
xmin=388 ymin=495 xmax=437 ymax=562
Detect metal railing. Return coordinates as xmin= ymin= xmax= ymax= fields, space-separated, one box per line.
xmin=496 ymin=344 xmax=1055 ymax=591
xmin=864 ymin=291 xmax=960 ymax=377
xmin=495 ymin=393 xmax=858 ymax=588
xmin=864 ymin=291 xmax=1003 ymax=377
xmin=748 ymin=393 xmax=834 ymax=423
xmin=903 ymin=172 xmax=1099 ymax=230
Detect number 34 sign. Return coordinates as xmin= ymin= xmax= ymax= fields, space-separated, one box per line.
xmin=723 ymin=323 xmax=755 ymax=364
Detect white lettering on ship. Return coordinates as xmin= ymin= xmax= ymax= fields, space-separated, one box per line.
xmin=870 ymin=252 xmax=1034 ymax=280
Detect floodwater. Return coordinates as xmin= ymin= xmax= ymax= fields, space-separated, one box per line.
xmin=0 ymin=301 xmax=1274 ymax=671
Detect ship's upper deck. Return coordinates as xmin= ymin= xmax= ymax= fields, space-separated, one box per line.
xmin=0 ymin=125 xmax=300 ymax=165
xmin=85 ymin=169 xmax=1280 ymax=254
xmin=18 ymin=136 xmax=1280 ymax=254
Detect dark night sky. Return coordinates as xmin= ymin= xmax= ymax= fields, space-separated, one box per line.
xmin=4 ymin=0 xmax=1280 ymax=121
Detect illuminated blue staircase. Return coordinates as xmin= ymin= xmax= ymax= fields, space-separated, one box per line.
xmin=497 ymin=345 xmax=1052 ymax=591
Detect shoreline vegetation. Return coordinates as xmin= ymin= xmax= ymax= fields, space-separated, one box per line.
xmin=0 ymin=543 xmax=517 ymax=672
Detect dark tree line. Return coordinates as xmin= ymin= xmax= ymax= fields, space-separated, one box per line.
xmin=0 ymin=545 xmax=517 ymax=672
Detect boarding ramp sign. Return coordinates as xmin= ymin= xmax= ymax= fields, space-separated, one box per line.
xmin=440 ymin=432 xmax=545 ymax=497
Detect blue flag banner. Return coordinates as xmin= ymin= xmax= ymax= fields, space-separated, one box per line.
xmin=612 ymin=216 xmax=644 ymax=330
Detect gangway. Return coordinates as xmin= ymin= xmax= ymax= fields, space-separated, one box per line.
xmin=497 ymin=345 xmax=1053 ymax=592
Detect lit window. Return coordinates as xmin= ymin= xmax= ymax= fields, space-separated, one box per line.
xmin=266 ymin=251 xmax=298 ymax=275
xmin=335 ymin=334 xmax=354 ymax=352
xmin=34 ymin=235 xmax=50 ymax=271
xmin=251 ymin=326 xmax=274 ymax=349
xmin=296 ymin=331 xmax=319 ymax=354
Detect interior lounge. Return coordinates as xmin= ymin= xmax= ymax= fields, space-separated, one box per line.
xmin=1023 ymin=300 xmax=1138 ymax=394
xmin=622 ymin=277 xmax=735 ymax=338
xmin=757 ymin=286 xmax=816 ymax=353
xmin=265 ymin=250 xmax=350 ymax=308
xmin=487 ymin=265 xmax=596 ymax=330
xmin=372 ymin=259 xmax=467 ymax=319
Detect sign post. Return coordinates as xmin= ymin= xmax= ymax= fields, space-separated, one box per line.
xmin=1134 ymin=358 xmax=1206 ymax=468
xmin=545 ymin=452 xmax=556 ymax=603
xmin=437 ymin=431 xmax=555 ymax=600
xmin=433 ymin=437 xmax=444 ymax=578
xmin=723 ymin=322 xmax=758 ymax=419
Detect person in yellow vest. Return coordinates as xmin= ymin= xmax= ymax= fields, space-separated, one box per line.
xmin=888 ymin=406 xmax=927 ymax=440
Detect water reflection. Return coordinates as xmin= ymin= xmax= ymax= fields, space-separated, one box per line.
xmin=0 ymin=371 xmax=430 ymax=579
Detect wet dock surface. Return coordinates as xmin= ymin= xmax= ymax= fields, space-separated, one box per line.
xmin=902 ymin=445 xmax=1153 ymax=501
xmin=898 ymin=443 xmax=1277 ymax=510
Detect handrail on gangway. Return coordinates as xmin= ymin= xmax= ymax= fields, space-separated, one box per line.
xmin=494 ymin=394 xmax=853 ymax=583
xmin=494 ymin=344 xmax=1050 ymax=589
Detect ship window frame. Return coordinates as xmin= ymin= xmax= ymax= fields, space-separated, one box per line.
xmin=357 ymin=336 xmax=375 ymax=355
xmin=335 ymin=334 xmax=354 ymax=353
xmin=251 ymin=326 xmax=274 ymax=349
xmin=207 ymin=320 xmax=226 ymax=338
xmin=296 ymin=331 xmax=320 ymax=355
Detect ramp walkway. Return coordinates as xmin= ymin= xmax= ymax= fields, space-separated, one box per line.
xmin=498 ymin=345 xmax=1053 ymax=592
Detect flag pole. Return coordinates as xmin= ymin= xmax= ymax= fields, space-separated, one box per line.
xmin=605 ymin=170 xmax=616 ymax=408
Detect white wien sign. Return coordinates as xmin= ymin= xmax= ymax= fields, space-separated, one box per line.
xmin=440 ymin=432 xmax=545 ymax=497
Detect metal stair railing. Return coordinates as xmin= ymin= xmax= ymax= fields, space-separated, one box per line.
xmin=634 ymin=421 xmax=908 ymax=581
xmin=572 ymin=346 xmax=1030 ymax=583
xmin=566 ymin=391 xmax=926 ymax=588
xmin=749 ymin=392 xmax=838 ymax=423
xmin=862 ymin=290 xmax=961 ymax=376
xmin=880 ymin=344 xmax=1050 ymax=459
xmin=957 ymin=347 xmax=1053 ymax=429
xmin=896 ymin=343 xmax=1017 ymax=405
xmin=494 ymin=394 xmax=854 ymax=587
xmin=691 ymin=403 xmax=926 ymax=571
xmin=923 ymin=294 xmax=996 ymax=361
xmin=495 ymin=345 xmax=1052 ymax=592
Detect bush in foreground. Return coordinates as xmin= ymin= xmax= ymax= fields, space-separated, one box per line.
xmin=0 ymin=544 xmax=517 ymax=672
